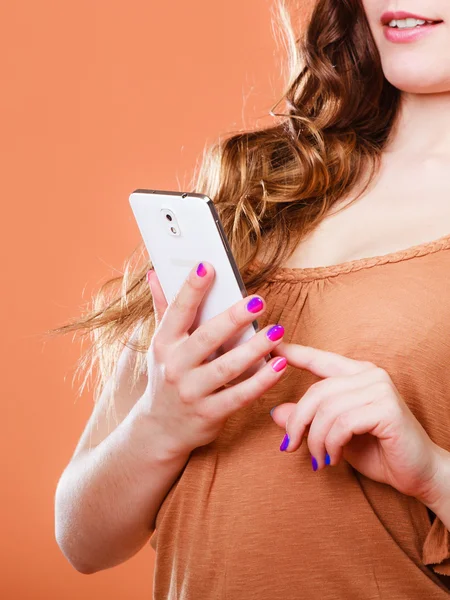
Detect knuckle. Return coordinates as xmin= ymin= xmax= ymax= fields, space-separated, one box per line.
xmin=195 ymin=326 xmax=216 ymax=349
xmin=324 ymin=437 xmax=337 ymax=456
xmin=285 ymin=413 xmax=294 ymax=431
xmin=308 ymin=380 xmax=325 ymax=400
xmin=163 ymin=362 xmax=180 ymax=385
xmin=306 ymin=435 xmax=316 ymax=456
xmin=316 ymin=399 xmax=331 ymax=419
xmin=245 ymin=376 xmax=264 ymax=401
xmin=150 ymin=335 xmax=165 ymax=362
xmin=178 ymin=385 xmax=197 ymax=405
xmin=374 ymin=366 xmax=390 ymax=381
xmin=227 ymin=304 xmax=241 ymax=328
xmin=230 ymin=386 xmax=246 ymax=408
xmin=362 ymin=360 xmax=377 ymax=370
xmin=171 ymin=294 xmax=192 ymax=314
xmin=214 ymin=358 xmax=234 ymax=381
xmin=374 ymin=379 xmax=393 ymax=397
xmin=336 ymin=412 xmax=352 ymax=430
xmin=194 ymin=403 xmax=213 ymax=422
xmin=323 ymin=432 xmax=332 ymax=447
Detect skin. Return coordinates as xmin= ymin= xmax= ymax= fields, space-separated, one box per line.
xmin=55 ymin=263 xmax=290 ymax=573
xmin=56 ymin=0 xmax=450 ymax=573
xmin=271 ymin=0 xmax=450 ymax=531
xmin=286 ymin=1 xmax=450 ymax=270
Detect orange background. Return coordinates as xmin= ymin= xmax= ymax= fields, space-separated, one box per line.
xmin=0 ymin=1 xmax=301 ymax=598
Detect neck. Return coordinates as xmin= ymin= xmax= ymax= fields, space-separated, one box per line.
xmin=387 ymin=91 xmax=450 ymax=155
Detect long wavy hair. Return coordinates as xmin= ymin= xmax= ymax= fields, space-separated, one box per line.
xmin=49 ymin=0 xmax=401 ymax=405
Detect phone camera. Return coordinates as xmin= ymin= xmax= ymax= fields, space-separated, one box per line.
xmin=160 ymin=208 xmax=180 ymax=235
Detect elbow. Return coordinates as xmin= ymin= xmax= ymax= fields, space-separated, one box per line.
xmin=72 ymin=563 xmax=99 ymax=576
xmin=55 ymin=527 xmax=100 ymax=575
xmin=55 ymin=475 xmax=96 ymax=574
xmin=68 ymin=558 xmax=98 ymax=576
xmin=55 ymin=495 xmax=100 ymax=575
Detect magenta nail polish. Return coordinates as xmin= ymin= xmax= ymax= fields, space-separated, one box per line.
xmin=247 ymin=296 xmax=264 ymax=313
xmin=272 ymin=357 xmax=287 ymax=372
xmin=266 ymin=324 xmax=284 ymax=342
xmin=196 ymin=263 xmax=207 ymax=277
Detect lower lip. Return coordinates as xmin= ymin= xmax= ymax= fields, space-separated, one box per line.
xmin=383 ymin=22 xmax=442 ymax=43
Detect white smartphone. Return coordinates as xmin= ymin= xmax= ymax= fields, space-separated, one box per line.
xmin=129 ymin=189 xmax=265 ymax=367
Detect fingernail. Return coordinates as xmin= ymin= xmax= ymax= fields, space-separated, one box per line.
xmin=266 ymin=324 xmax=285 ymax=342
xmin=146 ymin=270 xmax=153 ymax=284
xmin=269 ymin=406 xmax=276 ymax=417
xmin=272 ymin=357 xmax=287 ymax=372
xmin=311 ymin=455 xmax=318 ymax=471
xmin=325 ymin=453 xmax=331 ymax=466
xmin=280 ymin=433 xmax=290 ymax=452
xmin=196 ymin=263 xmax=207 ymax=277
xmin=247 ymin=296 xmax=264 ymax=313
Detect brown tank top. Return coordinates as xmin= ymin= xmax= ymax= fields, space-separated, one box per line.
xmin=150 ymin=235 xmax=450 ymax=599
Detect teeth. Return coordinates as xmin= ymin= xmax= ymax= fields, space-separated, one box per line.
xmin=388 ymin=18 xmax=428 ymax=28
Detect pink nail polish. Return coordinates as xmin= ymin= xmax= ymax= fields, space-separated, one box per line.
xmin=266 ymin=324 xmax=284 ymax=342
xmin=272 ymin=357 xmax=287 ymax=372
xmin=247 ymin=296 xmax=264 ymax=313
xmin=197 ymin=263 xmax=207 ymax=277
xmin=146 ymin=270 xmax=154 ymax=284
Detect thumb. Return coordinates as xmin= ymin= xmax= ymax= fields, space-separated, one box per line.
xmin=147 ymin=269 xmax=168 ymax=327
xmin=270 ymin=402 xmax=297 ymax=428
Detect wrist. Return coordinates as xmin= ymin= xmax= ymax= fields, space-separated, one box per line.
xmin=129 ymin=400 xmax=192 ymax=465
xmin=417 ymin=444 xmax=450 ymax=514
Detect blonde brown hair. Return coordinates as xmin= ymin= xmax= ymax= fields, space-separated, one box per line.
xmin=50 ymin=0 xmax=401 ymax=402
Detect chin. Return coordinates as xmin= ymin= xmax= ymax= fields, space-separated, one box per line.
xmin=382 ymin=62 xmax=448 ymax=94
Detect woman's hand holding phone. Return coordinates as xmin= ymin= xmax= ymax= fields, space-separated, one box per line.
xmin=142 ymin=261 xmax=287 ymax=457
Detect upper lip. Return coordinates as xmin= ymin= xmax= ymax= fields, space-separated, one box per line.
xmin=380 ymin=11 xmax=442 ymax=25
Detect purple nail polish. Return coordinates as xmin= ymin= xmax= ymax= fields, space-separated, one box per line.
xmin=311 ymin=455 xmax=318 ymax=471
xmin=266 ymin=324 xmax=284 ymax=342
xmin=247 ymin=296 xmax=264 ymax=313
xmin=280 ymin=433 xmax=290 ymax=451
xmin=196 ymin=263 xmax=207 ymax=277
xmin=325 ymin=453 xmax=331 ymax=466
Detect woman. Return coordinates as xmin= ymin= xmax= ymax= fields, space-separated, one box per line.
xmin=54 ymin=0 xmax=450 ymax=597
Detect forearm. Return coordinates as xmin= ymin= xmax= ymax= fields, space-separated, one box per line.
xmin=55 ymin=403 xmax=190 ymax=574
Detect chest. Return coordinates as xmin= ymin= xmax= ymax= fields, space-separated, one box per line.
xmin=284 ymin=164 xmax=450 ymax=270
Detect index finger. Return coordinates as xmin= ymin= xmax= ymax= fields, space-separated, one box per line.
xmin=273 ymin=342 xmax=374 ymax=378
xmin=156 ymin=262 xmax=215 ymax=343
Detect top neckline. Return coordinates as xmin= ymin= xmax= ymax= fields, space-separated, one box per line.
xmin=255 ymin=232 xmax=450 ymax=283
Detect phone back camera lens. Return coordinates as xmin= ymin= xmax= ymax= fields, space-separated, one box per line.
xmin=166 ymin=214 xmax=173 ymax=221
xmin=170 ymin=227 xmax=177 ymax=234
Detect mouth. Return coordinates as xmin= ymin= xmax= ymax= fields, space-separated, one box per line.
xmin=381 ymin=11 xmax=444 ymax=29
